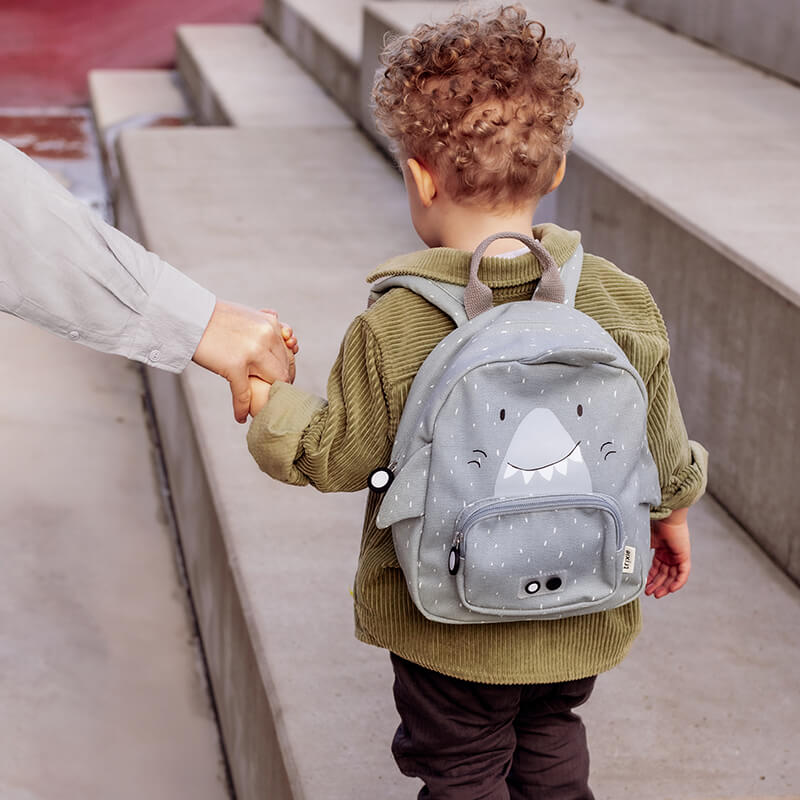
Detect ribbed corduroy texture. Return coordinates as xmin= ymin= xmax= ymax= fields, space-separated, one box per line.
xmin=248 ymin=224 xmax=708 ymax=684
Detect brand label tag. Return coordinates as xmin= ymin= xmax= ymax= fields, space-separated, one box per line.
xmin=622 ymin=546 xmax=636 ymax=574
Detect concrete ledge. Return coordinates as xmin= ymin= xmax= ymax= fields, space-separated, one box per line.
xmin=114 ymin=124 xmax=800 ymax=798
xmin=146 ymin=368 xmax=295 ymax=800
xmin=263 ymin=0 xmax=363 ymax=119
xmin=176 ymin=25 xmax=351 ymax=128
xmin=606 ymin=0 xmax=800 ymax=85
xmin=362 ymin=0 xmax=800 ymax=581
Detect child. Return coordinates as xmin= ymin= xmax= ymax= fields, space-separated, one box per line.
xmin=247 ymin=5 xmax=708 ymax=798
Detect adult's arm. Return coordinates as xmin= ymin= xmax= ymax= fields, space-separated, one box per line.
xmin=0 ymin=137 xmax=215 ymax=372
xmin=0 ymin=139 xmax=294 ymax=420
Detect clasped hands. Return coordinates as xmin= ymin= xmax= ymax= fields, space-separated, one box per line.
xmin=191 ymin=299 xmax=298 ymax=423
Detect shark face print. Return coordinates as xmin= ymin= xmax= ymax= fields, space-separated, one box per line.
xmin=440 ymin=360 xmax=643 ymax=508
xmin=494 ymin=407 xmax=593 ymax=496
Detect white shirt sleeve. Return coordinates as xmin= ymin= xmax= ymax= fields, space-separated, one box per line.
xmin=0 ymin=138 xmax=216 ymax=373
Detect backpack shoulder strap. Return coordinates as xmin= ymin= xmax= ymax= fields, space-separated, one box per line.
xmin=532 ymin=243 xmax=584 ymax=307
xmin=368 ymin=276 xmax=469 ymax=326
xmin=368 ymin=243 xmax=585 ymax=323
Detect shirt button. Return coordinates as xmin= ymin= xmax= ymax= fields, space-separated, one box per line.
xmin=68 ymin=330 xmax=80 ymax=340
xmin=149 ymin=349 xmax=161 ymax=362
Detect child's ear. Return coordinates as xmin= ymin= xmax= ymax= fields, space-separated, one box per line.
xmin=406 ymin=158 xmax=437 ymax=208
xmin=547 ymin=155 xmax=567 ymax=194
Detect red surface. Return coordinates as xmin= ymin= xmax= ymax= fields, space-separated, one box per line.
xmin=0 ymin=114 xmax=87 ymax=158
xmin=0 ymin=0 xmax=262 ymax=106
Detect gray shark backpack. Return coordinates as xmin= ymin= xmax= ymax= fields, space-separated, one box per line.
xmin=367 ymin=232 xmax=661 ymax=624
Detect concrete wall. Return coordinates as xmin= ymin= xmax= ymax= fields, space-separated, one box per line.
xmin=604 ymin=0 xmax=800 ymax=84
xmin=263 ymin=0 xmax=361 ymax=119
xmin=115 ymin=178 xmax=296 ymax=800
xmin=552 ymin=150 xmax=800 ymax=581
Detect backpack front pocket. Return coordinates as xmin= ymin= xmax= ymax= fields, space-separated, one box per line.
xmin=449 ymin=494 xmax=624 ymax=617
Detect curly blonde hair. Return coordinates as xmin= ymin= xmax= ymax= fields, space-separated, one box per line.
xmin=372 ymin=5 xmax=583 ymax=209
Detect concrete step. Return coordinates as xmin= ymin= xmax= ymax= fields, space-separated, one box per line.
xmin=88 ymin=69 xmax=191 ymax=187
xmin=176 ymin=24 xmax=352 ymax=127
xmin=263 ymin=0 xmax=363 ymax=118
xmin=361 ymin=0 xmax=800 ymax=582
xmin=605 ymin=0 xmax=800 ymax=84
xmin=89 ymin=69 xmax=190 ymax=140
xmin=114 ymin=123 xmax=800 ymax=799
xmin=0 ymin=299 xmax=228 ymax=799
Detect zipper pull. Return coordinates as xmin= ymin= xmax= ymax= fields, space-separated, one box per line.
xmin=368 ymin=460 xmax=397 ymax=493
xmin=448 ymin=530 xmax=463 ymax=575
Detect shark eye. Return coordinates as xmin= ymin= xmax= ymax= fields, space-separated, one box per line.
xmin=577 ymin=404 xmax=583 ymax=417
xmin=499 ymin=408 xmax=506 ymax=421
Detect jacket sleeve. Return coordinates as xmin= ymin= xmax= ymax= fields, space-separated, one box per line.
xmin=645 ymin=349 xmax=709 ymax=518
xmin=606 ymin=272 xmax=709 ymax=519
xmin=0 ymin=139 xmax=215 ymax=372
xmin=247 ymin=315 xmax=393 ymax=491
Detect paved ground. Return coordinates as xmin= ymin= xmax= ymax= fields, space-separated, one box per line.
xmin=0 ymin=321 xmax=230 ymax=800
xmin=0 ymin=114 xmax=229 ymax=800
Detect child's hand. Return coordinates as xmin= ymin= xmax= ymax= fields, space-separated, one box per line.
xmin=248 ymin=377 xmax=271 ymax=418
xmin=261 ymin=308 xmax=299 ymax=356
xmin=281 ymin=323 xmax=299 ymax=355
xmin=645 ymin=507 xmax=691 ymax=599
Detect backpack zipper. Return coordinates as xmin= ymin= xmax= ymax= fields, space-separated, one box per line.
xmin=448 ymin=493 xmax=623 ymax=576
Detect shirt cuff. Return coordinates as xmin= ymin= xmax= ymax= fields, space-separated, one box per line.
xmin=126 ymin=261 xmax=216 ymax=373
xmin=247 ymin=382 xmax=327 ymax=484
xmin=651 ymin=440 xmax=709 ymax=520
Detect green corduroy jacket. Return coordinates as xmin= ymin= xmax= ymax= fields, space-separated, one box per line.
xmin=248 ymin=223 xmax=708 ymax=684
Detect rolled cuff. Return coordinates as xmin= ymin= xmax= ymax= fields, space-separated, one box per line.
xmin=651 ymin=440 xmax=709 ymax=520
xmin=247 ymin=382 xmax=327 ymax=485
xmin=126 ymin=261 xmax=216 ymax=373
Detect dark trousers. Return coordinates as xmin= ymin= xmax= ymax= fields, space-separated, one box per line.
xmin=390 ymin=653 xmax=596 ymax=800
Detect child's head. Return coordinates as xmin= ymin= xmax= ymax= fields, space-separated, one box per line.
xmin=373 ymin=4 xmax=582 ymax=246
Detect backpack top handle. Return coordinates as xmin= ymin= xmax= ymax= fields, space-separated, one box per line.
xmin=464 ymin=231 xmax=565 ymax=319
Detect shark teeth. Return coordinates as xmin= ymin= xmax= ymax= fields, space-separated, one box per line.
xmin=503 ymin=444 xmax=583 ymax=483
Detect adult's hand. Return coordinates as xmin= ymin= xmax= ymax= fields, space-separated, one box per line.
xmin=192 ymin=300 xmax=296 ymax=423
